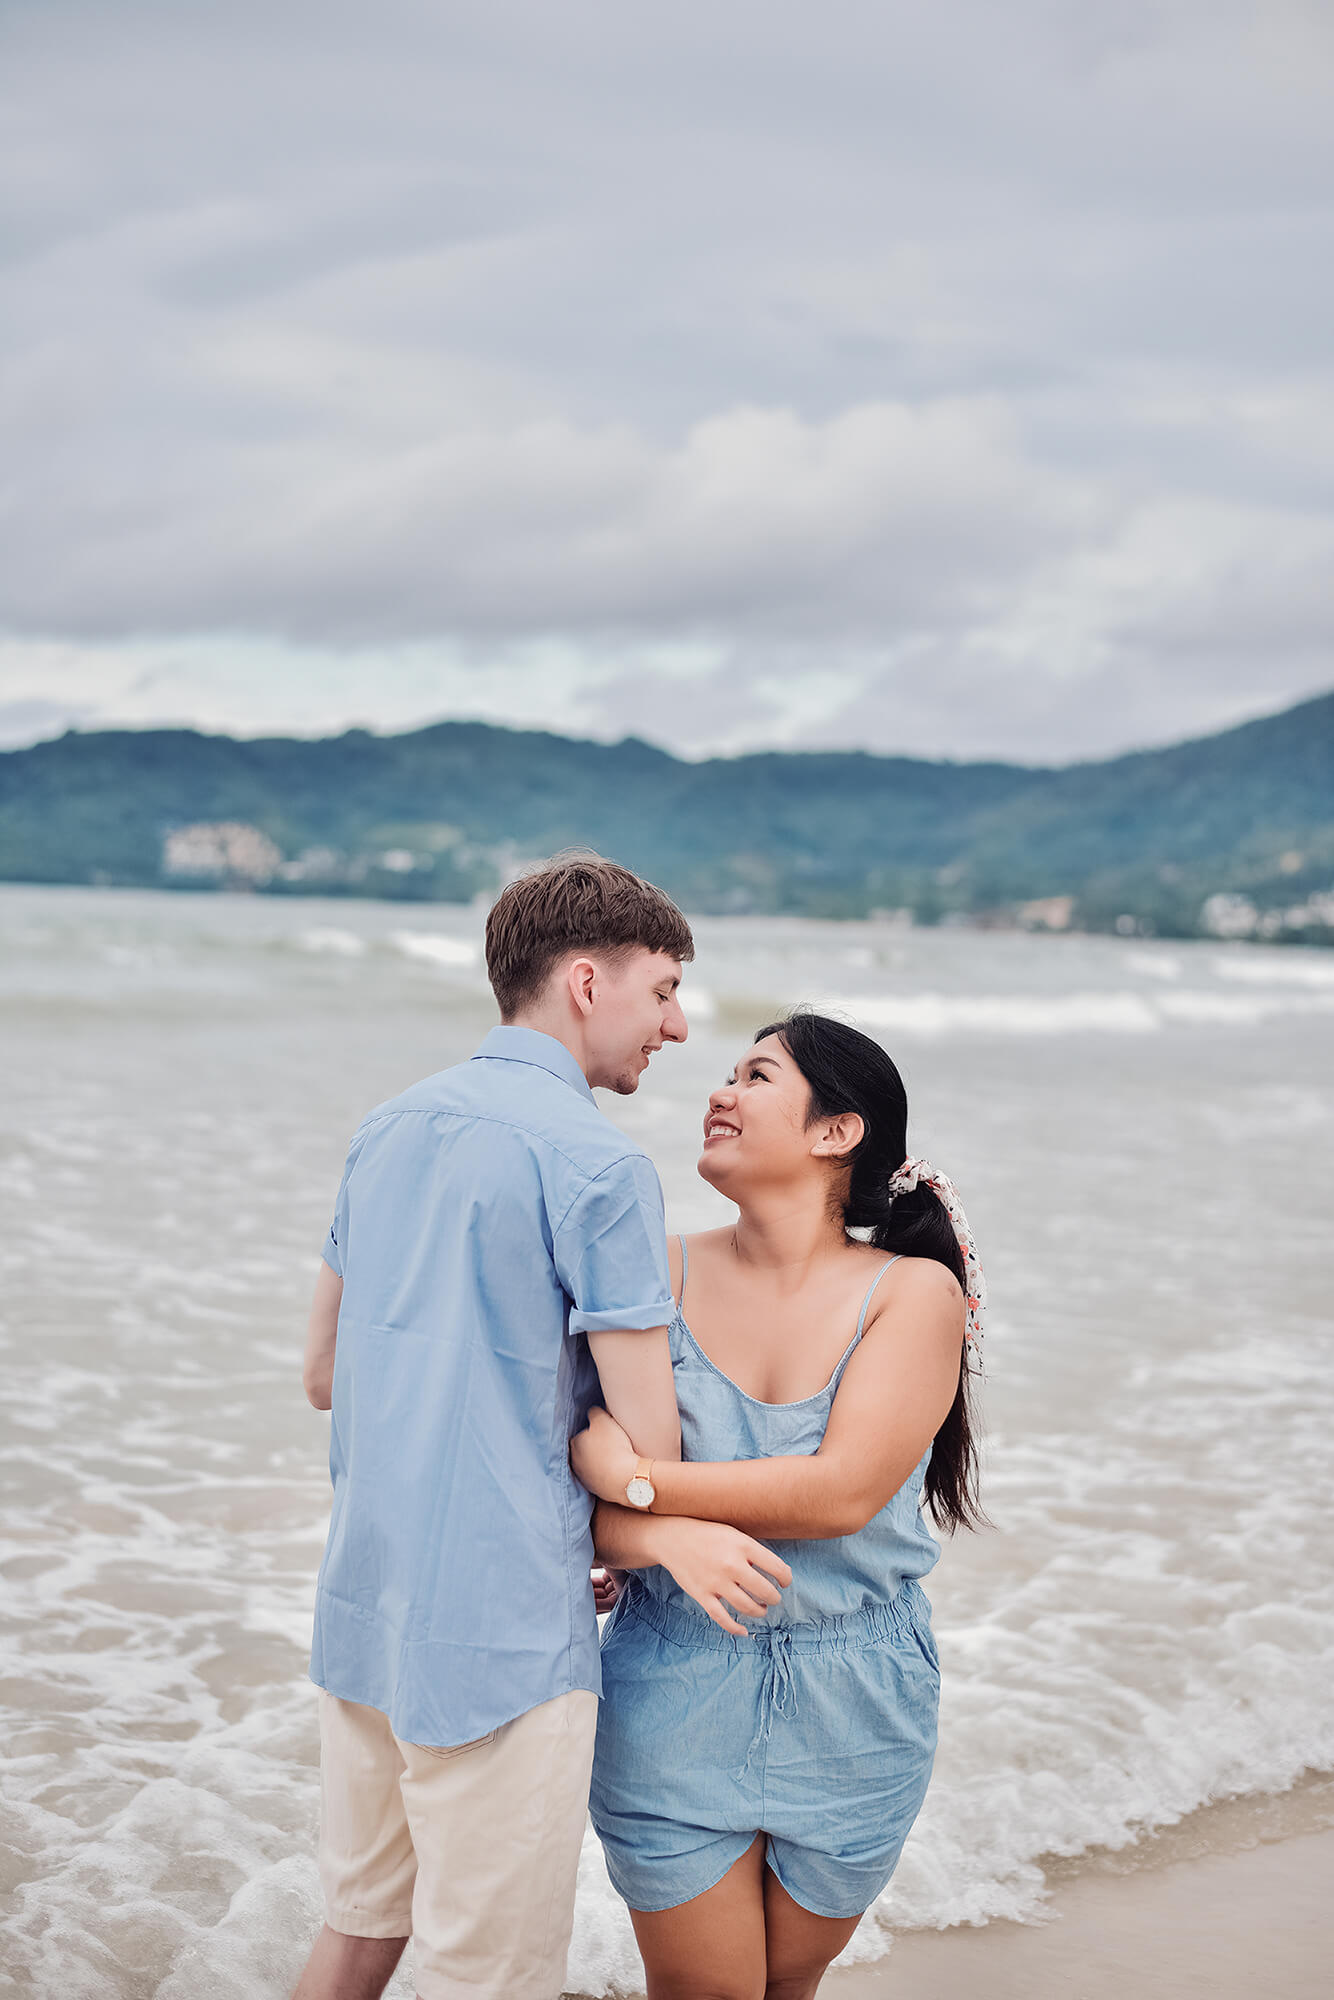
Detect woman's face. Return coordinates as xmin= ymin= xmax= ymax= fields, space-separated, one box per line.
xmin=697 ymin=1033 xmax=820 ymax=1194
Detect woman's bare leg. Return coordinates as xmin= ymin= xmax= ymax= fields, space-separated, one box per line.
xmin=761 ymin=1867 xmax=863 ymax=2000
xmin=629 ymin=1835 xmax=769 ymax=2000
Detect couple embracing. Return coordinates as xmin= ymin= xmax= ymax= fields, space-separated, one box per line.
xmin=293 ymin=856 xmax=984 ymax=2000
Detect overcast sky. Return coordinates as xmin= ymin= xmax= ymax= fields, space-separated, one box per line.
xmin=1 ymin=0 xmax=1331 ymax=763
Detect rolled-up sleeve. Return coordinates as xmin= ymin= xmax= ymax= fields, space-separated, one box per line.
xmin=554 ymin=1154 xmax=674 ymax=1335
xmin=320 ymin=1128 xmax=366 ymax=1278
xmin=321 ymin=1216 xmax=342 ymax=1277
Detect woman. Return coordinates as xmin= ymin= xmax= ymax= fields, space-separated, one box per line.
xmin=571 ymin=1011 xmax=985 ymax=2000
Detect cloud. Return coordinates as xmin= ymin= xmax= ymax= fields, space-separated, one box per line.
xmin=0 ymin=0 xmax=1332 ymax=759
xmin=0 ymin=395 xmax=1095 ymax=638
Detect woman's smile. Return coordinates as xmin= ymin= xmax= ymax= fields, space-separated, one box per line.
xmin=703 ymin=1114 xmax=741 ymax=1144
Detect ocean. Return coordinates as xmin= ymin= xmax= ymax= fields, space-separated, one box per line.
xmin=2 ymin=883 xmax=1331 ymax=1997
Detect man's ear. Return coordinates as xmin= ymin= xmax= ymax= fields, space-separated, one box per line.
xmin=565 ymin=955 xmax=598 ymax=1017
xmin=810 ymin=1112 xmax=864 ymax=1161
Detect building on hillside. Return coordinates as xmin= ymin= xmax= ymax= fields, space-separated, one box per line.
xmin=162 ymin=823 xmax=282 ymax=887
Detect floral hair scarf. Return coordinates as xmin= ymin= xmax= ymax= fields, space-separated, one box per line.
xmin=887 ymin=1157 xmax=986 ymax=1372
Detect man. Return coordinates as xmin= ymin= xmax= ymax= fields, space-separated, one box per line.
xmin=292 ymin=855 xmax=692 ymax=2000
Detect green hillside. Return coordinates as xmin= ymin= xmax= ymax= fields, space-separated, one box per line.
xmin=1 ymin=691 xmax=1331 ymax=941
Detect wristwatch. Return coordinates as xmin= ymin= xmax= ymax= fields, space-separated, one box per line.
xmin=624 ymin=1457 xmax=656 ymax=1510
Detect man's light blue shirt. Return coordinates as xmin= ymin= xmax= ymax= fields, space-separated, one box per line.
xmin=310 ymin=1026 xmax=674 ymax=1746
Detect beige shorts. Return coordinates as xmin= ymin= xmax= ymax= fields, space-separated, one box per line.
xmin=317 ymin=1686 xmax=599 ymax=2000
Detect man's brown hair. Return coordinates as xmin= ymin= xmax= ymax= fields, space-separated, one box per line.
xmin=485 ymin=853 xmax=694 ymax=1020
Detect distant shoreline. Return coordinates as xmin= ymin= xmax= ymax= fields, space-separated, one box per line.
xmin=2 ymin=874 xmax=1331 ymax=950
xmin=2 ymin=692 xmax=1331 ymax=943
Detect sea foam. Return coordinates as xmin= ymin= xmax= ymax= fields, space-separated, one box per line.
xmin=388 ymin=931 xmax=481 ymax=969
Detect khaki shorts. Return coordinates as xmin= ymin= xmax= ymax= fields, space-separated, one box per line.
xmin=317 ymin=1686 xmax=599 ymax=2000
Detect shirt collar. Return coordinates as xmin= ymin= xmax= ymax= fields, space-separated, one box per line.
xmin=472 ymin=1025 xmax=595 ymax=1103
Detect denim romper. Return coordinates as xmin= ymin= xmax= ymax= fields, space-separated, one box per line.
xmin=589 ymin=1241 xmax=941 ymax=1920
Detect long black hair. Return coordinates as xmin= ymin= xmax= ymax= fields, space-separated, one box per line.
xmin=754 ymin=1010 xmax=984 ymax=1533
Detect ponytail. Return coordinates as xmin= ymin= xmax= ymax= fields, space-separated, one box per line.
xmin=853 ymin=1173 xmax=983 ymax=1534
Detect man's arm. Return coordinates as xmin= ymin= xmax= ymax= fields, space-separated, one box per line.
xmin=555 ymin=1155 xmax=684 ymax=1464
xmin=302 ymin=1262 xmax=342 ymax=1410
xmin=574 ymin=1260 xmax=964 ymax=1538
xmin=586 ymin=1327 xmax=681 ymax=1463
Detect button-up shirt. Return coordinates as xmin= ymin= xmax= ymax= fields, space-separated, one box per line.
xmin=309 ymin=1026 xmax=674 ymax=1745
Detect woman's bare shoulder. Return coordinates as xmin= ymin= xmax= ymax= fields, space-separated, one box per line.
xmin=670 ymin=1225 xmax=731 ymax=1293
xmin=679 ymin=1225 xmax=734 ymax=1257
xmin=863 ymin=1253 xmax=965 ymax=1335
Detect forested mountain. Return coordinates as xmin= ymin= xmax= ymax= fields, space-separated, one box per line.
xmin=2 ymin=690 xmax=1331 ymax=939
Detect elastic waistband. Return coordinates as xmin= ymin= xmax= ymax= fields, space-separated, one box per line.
xmin=617 ymin=1577 xmax=930 ymax=1657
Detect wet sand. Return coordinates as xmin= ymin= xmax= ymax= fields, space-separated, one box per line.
xmin=569 ymin=1783 xmax=1334 ymax=2000
xmin=830 ymin=1825 xmax=1334 ymax=2000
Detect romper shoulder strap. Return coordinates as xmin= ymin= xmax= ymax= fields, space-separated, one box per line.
xmin=828 ymin=1256 xmax=904 ymax=1392
xmin=854 ymin=1255 xmax=901 ymax=1339
xmin=676 ymin=1233 xmax=690 ymax=1309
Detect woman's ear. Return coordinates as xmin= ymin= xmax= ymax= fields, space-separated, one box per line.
xmin=810 ymin=1112 xmax=864 ymax=1161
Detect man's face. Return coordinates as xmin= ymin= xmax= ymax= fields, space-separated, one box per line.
xmin=584 ymin=949 xmax=688 ymax=1093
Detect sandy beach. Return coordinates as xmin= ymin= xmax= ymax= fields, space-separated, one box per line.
xmin=831 ymin=1828 xmax=1333 ymax=1999
xmin=567 ymin=1781 xmax=1334 ymax=2000
xmin=827 ymin=1781 xmax=1334 ymax=2000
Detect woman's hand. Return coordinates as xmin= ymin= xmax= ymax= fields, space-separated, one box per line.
xmin=652 ymin=1517 xmax=792 ymax=1637
xmin=571 ymin=1405 xmax=639 ymax=1503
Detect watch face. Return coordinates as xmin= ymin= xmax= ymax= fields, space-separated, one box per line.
xmin=625 ymin=1476 xmax=656 ymax=1509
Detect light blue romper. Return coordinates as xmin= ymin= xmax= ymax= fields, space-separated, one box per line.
xmin=589 ymin=1241 xmax=941 ymax=1920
